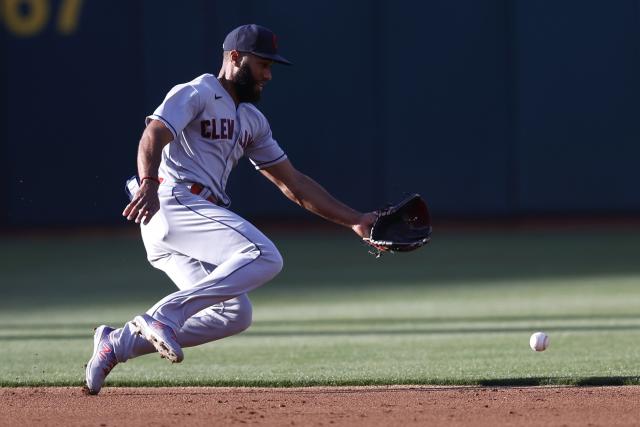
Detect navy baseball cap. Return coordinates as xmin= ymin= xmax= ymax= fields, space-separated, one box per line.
xmin=223 ymin=24 xmax=292 ymax=65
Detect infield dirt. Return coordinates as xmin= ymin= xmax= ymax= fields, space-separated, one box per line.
xmin=1 ymin=386 xmax=639 ymax=426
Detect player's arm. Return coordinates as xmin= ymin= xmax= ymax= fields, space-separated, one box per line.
xmin=122 ymin=119 xmax=174 ymax=225
xmin=260 ymin=159 xmax=376 ymax=239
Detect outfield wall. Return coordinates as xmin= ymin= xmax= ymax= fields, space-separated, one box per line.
xmin=3 ymin=0 xmax=639 ymax=226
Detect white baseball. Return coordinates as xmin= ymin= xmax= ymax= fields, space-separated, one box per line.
xmin=529 ymin=332 xmax=550 ymax=352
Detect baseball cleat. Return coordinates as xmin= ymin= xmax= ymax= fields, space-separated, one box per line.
xmin=131 ymin=314 xmax=183 ymax=363
xmin=83 ymin=325 xmax=117 ymax=395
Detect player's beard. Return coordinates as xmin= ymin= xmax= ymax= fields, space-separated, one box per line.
xmin=233 ymin=63 xmax=262 ymax=104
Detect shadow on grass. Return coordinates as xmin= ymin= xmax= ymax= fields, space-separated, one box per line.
xmin=3 ymin=231 xmax=640 ymax=309
xmin=1 ymin=323 xmax=638 ymax=341
xmin=1 ymin=313 xmax=638 ymax=331
xmin=478 ymin=376 xmax=640 ymax=387
xmin=3 ymin=376 xmax=640 ymax=388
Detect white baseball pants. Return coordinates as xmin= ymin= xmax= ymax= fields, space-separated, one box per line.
xmin=110 ymin=184 xmax=283 ymax=362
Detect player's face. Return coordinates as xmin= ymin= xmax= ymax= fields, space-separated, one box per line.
xmin=233 ymin=55 xmax=273 ymax=103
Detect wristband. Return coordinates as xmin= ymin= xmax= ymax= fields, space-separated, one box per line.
xmin=141 ymin=176 xmax=161 ymax=185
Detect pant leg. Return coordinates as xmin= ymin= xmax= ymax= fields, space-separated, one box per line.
xmin=141 ymin=185 xmax=283 ymax=332
xmin=178 ymin=294 xmax=253 ymax=347
xmin=110 ymin=184 xmax=280 ymax=362
xmin=110 ymin=251 xmax=254 ymax=362
xmin=111 ymin=293 xmax=252 ymax=362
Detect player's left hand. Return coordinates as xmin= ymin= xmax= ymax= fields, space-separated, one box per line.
xmin=351 ymin=212 xmax=378 ymax=239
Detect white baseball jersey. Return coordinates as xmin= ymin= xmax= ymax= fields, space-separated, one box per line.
xmin=147 ymin=73 xmax=287 ymax=206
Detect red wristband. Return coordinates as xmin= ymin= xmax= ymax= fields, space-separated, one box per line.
xmin=141 ymin=176 xmax=161 ymax=184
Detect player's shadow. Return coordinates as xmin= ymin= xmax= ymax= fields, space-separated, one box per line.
xmin=477 ymin=376 xmax=640 ymax=387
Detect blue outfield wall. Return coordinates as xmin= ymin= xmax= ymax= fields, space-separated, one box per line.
xmin=2 ymin=0 xmax=639 ymax=226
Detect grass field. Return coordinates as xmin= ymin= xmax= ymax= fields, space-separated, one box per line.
xmin=1 ymin=227 xmax=639 ymax=387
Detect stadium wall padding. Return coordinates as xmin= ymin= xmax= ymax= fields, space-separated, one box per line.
xmin=3 ymin=0 xmax=639 ymax=226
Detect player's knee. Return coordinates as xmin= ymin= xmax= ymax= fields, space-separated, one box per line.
xmin=260 ymin=243 xmax=283 ymax=280
xmin=234 ymin=301 xmax=253 ymax=333
xmin=271 ymin=247 xmax=284 ymax=275
xmin=223 ymin=296 xmax=253 ymax=335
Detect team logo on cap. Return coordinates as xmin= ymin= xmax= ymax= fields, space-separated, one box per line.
xmin=272 ymin=34 xmax=278 ymax=49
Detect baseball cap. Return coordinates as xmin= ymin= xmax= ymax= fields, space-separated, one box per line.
xmin=223 ymin=24 xmax=292 ymax=65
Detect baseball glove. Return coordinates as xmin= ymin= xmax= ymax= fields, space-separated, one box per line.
xmin=364 ymin=193 xmax=432 ymax=257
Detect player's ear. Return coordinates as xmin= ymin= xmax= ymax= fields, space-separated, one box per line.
xmin=229 ymin=50 xmax=242 ymax=67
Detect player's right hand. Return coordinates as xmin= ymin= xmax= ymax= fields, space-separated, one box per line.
xmin=122 ymin=180 xmax=160 ymax=225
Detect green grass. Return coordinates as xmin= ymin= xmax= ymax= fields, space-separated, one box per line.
xmin=1 ymin=228 xmax=640 ymax=387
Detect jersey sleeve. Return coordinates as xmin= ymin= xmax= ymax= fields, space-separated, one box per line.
xmin=244 ymin=111 xmax=288 ymax=170
xmin=146 ymin=84 xmax=202 ymax=140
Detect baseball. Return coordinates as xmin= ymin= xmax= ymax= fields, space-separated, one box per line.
xmin=529 ymin=332 xmax=550 ymax=352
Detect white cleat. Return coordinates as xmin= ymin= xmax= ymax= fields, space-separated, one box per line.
xmin=83 ymin=325 xmax=117 ymax=395
xmin=131 ymin=314 xmax=183 ymax=363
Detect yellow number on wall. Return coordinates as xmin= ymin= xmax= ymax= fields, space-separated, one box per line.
xmin=2 ymin=0 xmax=49 ymax=37
xmin=57 ymin=0 xmax=82 ymax=35
xmin=1 ymin=0 xmax=83 ymax=36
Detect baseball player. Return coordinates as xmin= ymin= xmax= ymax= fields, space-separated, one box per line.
xmin=84 ymin=24 xmax=377 ymax=395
